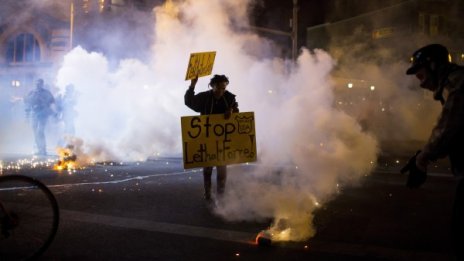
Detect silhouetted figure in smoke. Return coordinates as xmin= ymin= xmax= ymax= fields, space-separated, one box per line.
xmin=185 ymin=74 xmax=239 ymax=201
xmin=56 ymin=84 xmax=78 ymax=139
xmin=403 ymin=44 xmax=464 ymax=260
xmin=25 ymin=79 xmax=55 ymax=155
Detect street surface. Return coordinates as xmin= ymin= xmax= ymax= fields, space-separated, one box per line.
xmin=0 ymin=153 xmax=458 ymax=261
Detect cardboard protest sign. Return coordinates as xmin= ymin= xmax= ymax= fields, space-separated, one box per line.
xmin=185 ymin=51 xmax=216 ymax=80
xmin=181 ymin=112 xmax=257 ymax=169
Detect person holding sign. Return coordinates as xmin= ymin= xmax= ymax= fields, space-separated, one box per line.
xmin=184 ymin=74 xmax=239 ymax=201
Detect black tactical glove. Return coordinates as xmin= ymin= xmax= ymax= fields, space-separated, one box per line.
xmin=400 ymin=150 xmax=427 ymax=188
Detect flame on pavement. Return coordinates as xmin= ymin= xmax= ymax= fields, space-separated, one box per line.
xmin=255 ymin=227 xmax=293 ymax=245
xmin=54 ymin=145 xmax=78 ymax=171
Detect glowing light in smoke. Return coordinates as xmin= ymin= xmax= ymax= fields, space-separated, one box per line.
xmin=53 ymin=146 xmax=78 ymax=173
xmin=272 ymin=228 xmax=292 ymax=241
xmin=11 ymin=80 xmax=20 ymax=87
xmin=255 ymin=227 xmax=292 ymax=244
xmin=162 ymin=0 xmax=179 ymax=17
xmin=99 ymin=0 xmax=106 ymax=12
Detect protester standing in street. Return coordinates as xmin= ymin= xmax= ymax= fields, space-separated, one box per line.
xmin=403 ymin=44 xmax=464 ymax=260
xmin=25 ymin=78 xmax=55 ymax=156
xmin=184 ymin=74 xmax=239 ymax=201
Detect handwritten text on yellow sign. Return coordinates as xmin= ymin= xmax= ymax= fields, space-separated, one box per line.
xmin=185 ymin=51 xmax=216 ymax=80
xmin=181 ymin=112 xmax=257 ymax=169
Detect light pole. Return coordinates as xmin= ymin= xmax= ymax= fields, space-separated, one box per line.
xmin=69 ymin=0 xmax=74 ymax=50
xmin=291 ymin=0 xmax=298 ymax=61
xmin=249 ymin=0 xmax=299 ymax=61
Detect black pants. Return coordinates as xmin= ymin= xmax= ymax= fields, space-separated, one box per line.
xmin=203 ymin=166 xmax=227 ymax=198
xmin=453 ymin=178 xmax=464 ymax=260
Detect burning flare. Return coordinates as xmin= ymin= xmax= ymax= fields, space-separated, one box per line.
xmin=256 ymin=219 xmax=293 ymax=246
xmin=54 ymin=145 xmax=78 ymax=171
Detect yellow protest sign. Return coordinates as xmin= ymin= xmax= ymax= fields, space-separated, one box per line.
xmin=181 ymin=112 xmax=257 ymax=169
xmin=185 ymin=51 xmax=216 ymax=80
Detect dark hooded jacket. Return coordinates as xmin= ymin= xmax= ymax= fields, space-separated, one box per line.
xmin=184 ymin=87 xmax=239 ymax=115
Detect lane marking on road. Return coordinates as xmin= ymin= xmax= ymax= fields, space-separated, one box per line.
xmin=46 ymin=170 xmax=196 ymax=189
xmin=60 ymin=209 xmax=256 ymax=244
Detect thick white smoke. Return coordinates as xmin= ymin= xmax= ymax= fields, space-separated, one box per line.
xmin=213 ymin=49 xmax=378 ymax=241
xmin=53 ymin=0 xmax=377 ymax=241
xmin=328 ymin=34 xmax=442 ymax=146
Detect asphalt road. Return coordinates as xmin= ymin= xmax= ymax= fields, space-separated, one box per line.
xmin=0 ymin=155 xmax=459 ymax=261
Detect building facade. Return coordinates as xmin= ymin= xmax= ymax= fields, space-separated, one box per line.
xmin=0 ymin=0 xmax=158 ymax=101
xmin=304 ymin=0 xmax=464 ymax=145
xmin=0 ymin=3 xmax=70 ymax=98
xmin=306 ymin=0 xmax=464 ymax=63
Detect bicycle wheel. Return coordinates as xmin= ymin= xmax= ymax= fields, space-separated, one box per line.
xmin=0 ymin=175 xmax=59 ymax=260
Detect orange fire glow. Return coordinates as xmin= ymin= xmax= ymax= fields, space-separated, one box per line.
xmin=53 ymin=146 xmax=78 ymax=171
xmin=255 ymin=230 xmax=272 ymax=245
xmin=255 ymin=225 xmax=294 ymax=246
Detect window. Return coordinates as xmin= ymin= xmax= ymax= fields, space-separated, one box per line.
xmin=418 ymin=13 xmax=427 ymax=34
xmin=6 ymin=33 xmax=41 ymax=64
xmin=430 ymin=14 xmax=441 ymax=36
xmin=418 ymin=13 xmax=443 ymax=36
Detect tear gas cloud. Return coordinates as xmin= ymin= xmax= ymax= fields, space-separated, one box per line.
xmin=55 ymin=0 xmax=376 ymax=241
xmin=328 ymin=33 xmax=442 ymax=149
xmin=322 ymin=0 xmax=445 ymax=153
xmin=0 ymin=0 xmax=454 ymax=242
xmin=1 ymin=0 xmax=380 ymax=241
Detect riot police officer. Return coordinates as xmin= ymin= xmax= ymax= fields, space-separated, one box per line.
xmin=25 ymin=79 xmax=55 ymax=155
xmin=404 ymin=44 xmax=464 ymax=260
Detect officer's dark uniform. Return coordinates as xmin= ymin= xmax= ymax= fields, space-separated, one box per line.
xmin=25 ymin=79 xmax=55 ymax=155
xmin=405 ymin=44 xmax=464 ymax=260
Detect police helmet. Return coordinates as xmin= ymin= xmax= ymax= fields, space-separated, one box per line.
xmin=406 ymin=44 xmax=450 ymax=75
